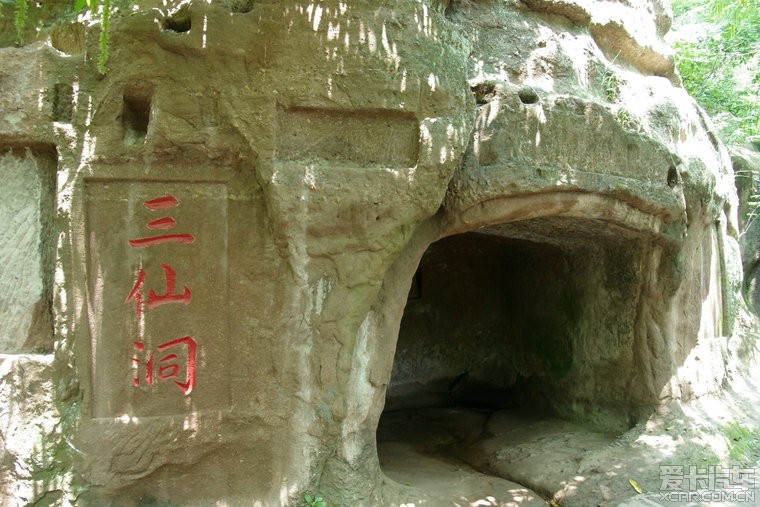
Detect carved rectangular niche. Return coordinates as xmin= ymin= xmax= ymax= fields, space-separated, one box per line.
xmin=0 ymin=146 xmax=56 ymax=353
xmin=276 ymin=107 xmax=419 ymax=167
xmin=85 ymin=181 xmax=230 ymax=418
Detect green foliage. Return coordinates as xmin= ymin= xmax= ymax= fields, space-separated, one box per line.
xmin=304 ymin=494 xmax=327 ymax=507
xmin=11 ymin=0 xmax=118 ymax=74
xmin=14 ymin=0 xmax=27 ymax=44
xmin=602 ymin=69 xmax=620 ymax=103
xmin=672 ymin=0 xmax=760 ymax=142
xmin=615 ymin=108 xmax=642 ymax=131
xmin=723 ymin=421 xmax=760 ymax=465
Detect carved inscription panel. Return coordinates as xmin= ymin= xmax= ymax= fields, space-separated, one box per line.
xmin=85 ymin=181 xmax=229 ymax=418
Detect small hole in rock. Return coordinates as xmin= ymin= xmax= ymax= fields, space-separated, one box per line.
xmin=53 ymin=83 xmax=74 ymax=123
xmin=471 ymin=82 xmax=496 ymax=105
xmin=444 ymin=2 xmax=456 ymax=19
xmin=163 ymin=8 xmax=192 ymax=33
xmin=50 ymin=23 xmax=86 ymax=55
xmin=667 ymin=166 xmax=679 ymax=189
xmin=122 ymin=93 xmax=151 ymax=146
xmin=518 ymin=86 xmax=539 ymax=105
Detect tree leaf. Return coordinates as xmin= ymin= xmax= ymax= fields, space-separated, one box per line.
xmin=629 ymin=479 xmax=643 ymax=494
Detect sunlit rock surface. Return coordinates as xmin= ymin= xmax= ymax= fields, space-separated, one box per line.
xmin=0 ymin=0 xmax=755 ymax=505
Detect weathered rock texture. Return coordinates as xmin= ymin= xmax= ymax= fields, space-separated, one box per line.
xmin=733 ymin=146 xmax=760 ymax=314
xmin=0 ymin=0 xmax=754 ymax=505
xmin=0 ymin=148 xmax=56 ymax=353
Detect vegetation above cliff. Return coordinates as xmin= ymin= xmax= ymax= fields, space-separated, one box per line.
xmin=5 ymin=0 xmax=117 ymax=73
xmin=671 ymin=0 xmax=759 ymax=144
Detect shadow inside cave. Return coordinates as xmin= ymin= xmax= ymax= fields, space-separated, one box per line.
xmin=377 ymin=222 xmax=649 ymax=501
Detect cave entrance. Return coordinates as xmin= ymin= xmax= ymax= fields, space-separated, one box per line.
xmin=377 ymin=217 xmax=647 ymax=501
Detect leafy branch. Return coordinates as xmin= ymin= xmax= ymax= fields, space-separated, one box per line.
xmin=303 ymin=494 xmax=327 ymax=507
xmin=14 ymin=0 xmax=28 ymax=44
xmin=672 ymin=0 xmax=759 ymax=142
xmin=12 ymin=0 xmax=118 ymax=74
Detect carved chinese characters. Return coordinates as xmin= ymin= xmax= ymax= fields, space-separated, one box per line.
xmin=126 ymin=196 xmax=197 ymax=395
xmin=85 ymin=182 xmax=230 ymax=417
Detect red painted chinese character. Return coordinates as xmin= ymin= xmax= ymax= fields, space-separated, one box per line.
xmin=125 ymin=269 xmax=147 ymax=318
xmin=128 ymin=195 xmax=195 ymax=248
xmin=157 ymin=336 xmax=197 ymax=395
xmin=125 ymin=264 xmax=192 ymax=317
xmin=144 ymin=195 xmax=179 ymax=210
xmin=131 ymin=336 xmax=197 ymax=395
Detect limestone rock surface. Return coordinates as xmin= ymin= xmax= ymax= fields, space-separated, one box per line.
xmin=0 ymin=0 xmax=756 ymax=505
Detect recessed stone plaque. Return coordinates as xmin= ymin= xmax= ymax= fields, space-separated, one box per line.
xmin=85 ymin=181 xmax=229 ymax=418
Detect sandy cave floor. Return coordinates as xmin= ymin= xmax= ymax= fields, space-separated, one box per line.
xmin=378 ymin=406 xmax=611 ymax=507
xmin=377 ymin=359 xmax=760 ymax=507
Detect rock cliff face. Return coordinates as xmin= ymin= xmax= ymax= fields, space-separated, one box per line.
xmin=0 ymin=0 xmax=754 ymax=505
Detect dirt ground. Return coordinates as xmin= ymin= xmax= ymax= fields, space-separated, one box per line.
xmin=378 ymin=336 xmax=760 ymax=507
